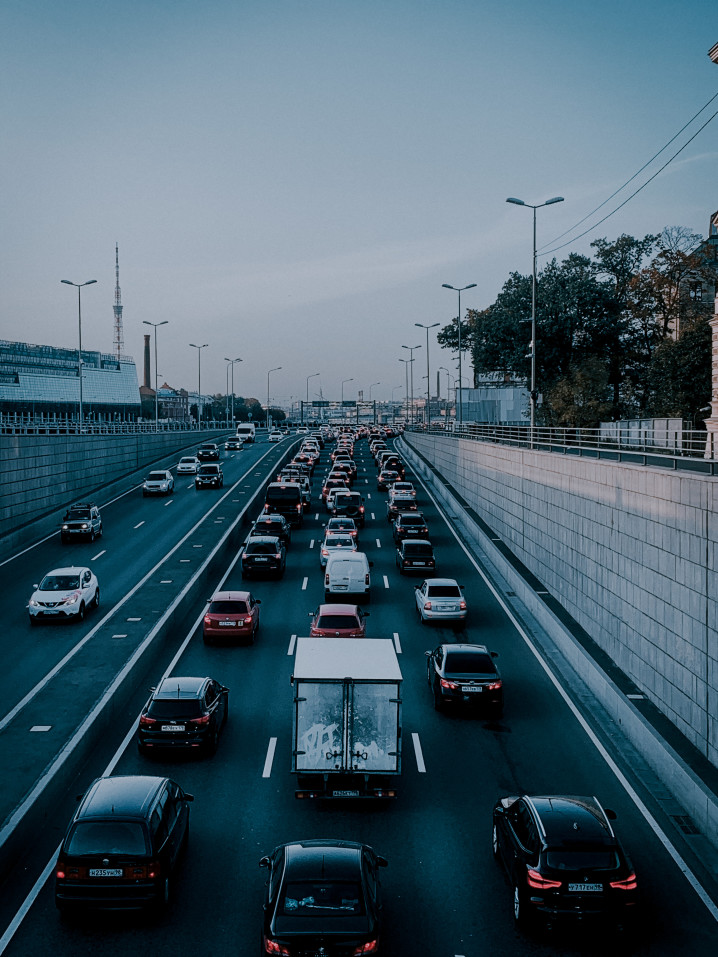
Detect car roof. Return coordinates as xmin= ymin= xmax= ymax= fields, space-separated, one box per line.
xmin=401 ymin=539 xmax=432 ymax=547
xmin=42 ymin=566 xmax=89 ymax=576
xmin=316 ymin=603 xmax=360 ymax=615
xmin=442 ymin=642 xmax=489 ymax=655
xmin=210 ymin=590 xmax=252 ymax=602
xmin=78 ymin=775 xmax=168 ymax=820
xmin=283 ymin=840 xmax=364 ymax=878
xmin=525 ymin=795 xmax=616 ymax=845
xmin=154 ymin=676 xmax=208 ymax=698
xmin=246 ymin=535 xmax=281 ymax=544
xmin=423 ymin=578 xmax=459 ymax=587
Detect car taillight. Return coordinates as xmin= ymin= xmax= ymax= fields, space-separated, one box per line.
xmin=263 ymin=937 xmax=290 ymax=956
xmin=321 ymin=548 xmax=328 ymax=556
xmin=527 ymin=869 xmax=561 ymax=890
xmin=440 ymin=678 xmax=460 ymax=690
xmin=325 ymin=573 xmax=330 ymax=585
xmin=365 ymin=574 xmax=370 ymax=585
xmin=148 ymin=860 xmax=161 ymax=879
xmin=485 ymin=680 xmax=502 ymax=690
xmin=190 ymin=714 xmax=211 ymax=726
xmin=55 ymin=862 xmax=66 ymax=879
xmin=459 ymin=600 xmax=467 ymax=610
xmin=296 ymin=504 xmax=302 ymax=512
xmin=244 ymin=617 xmax=253 ymax=625
xmin=610 ymin=872 xmax=638 ymax=890
xmin=424 ymin=601 xmax=432 ymax=610
xmin=275 ymin=553 xmax=282 ymax=559
xmin=359 ymin=506 xmax=365 ymax=513
xmin=353 ymin=941 xmax=379 ymax=955
xmin=139 ymin=715 xmax=156 ymax=727
xmin=204 ymin=615 xmax=212 ymax=624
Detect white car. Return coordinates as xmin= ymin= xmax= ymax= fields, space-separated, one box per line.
xmin=392 ymin=481 xmax=416 ymax=498
xmin=295 ymin=426 xmax=309 ymax=434
xmin=28 ymin=566 xmax=99 ymax=625
xmin=319 ymin=532 xmax=358 ymax=568
xmin=143 ymin=470 xmax=174 ymax=497
xmin=177 ymin=456 xmax=200 ymax=474
xmin=269 ymin=431 xmax=283 ymax=443
xmin=414 ymin=578 xmax=467 ymax=626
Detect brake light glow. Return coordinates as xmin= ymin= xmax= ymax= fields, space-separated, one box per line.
xmin=190 ymin=714 xmax=211 ymax=726
xmin=485 ymin=680 xmax=502 ymax=690
xmin=263 ymin=937 xmax=290 ymax=956
xmin=527 ymin=869 xmax=562 ymax=889
xmin=148 ymin=861 xmax=161 ymax=879
xmin=139 ymin=715 xmax=156 ymax=727
xmin=459 ymin=600 xmax=467 ymax=610
xmin=424 ymin=602 xmax=432 ymax=611
xmin=353 ymin=941 xmax=379 ymax=955
xmin=365 ymin=574 xmax=370 ymax=585
xmin=244 ymin=617 xmax=253 ymax=625
xmin=440 ymin=678 xmax=460 ymax=690
xmin=56 ymin=863 xmax=66 ymax=879
xmin=610 ymin=872 xmax=637 ymax=890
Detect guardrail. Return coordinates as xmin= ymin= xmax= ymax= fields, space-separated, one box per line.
xmin=409 ymin=422 xmax=718 ymax=475
xmin=0 ymin=414 xmax=267 ymax=435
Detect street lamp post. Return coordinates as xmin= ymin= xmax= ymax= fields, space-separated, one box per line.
xmin=341 ymin=378 xmax=353 ymax=402
xmin=441 ymin=283 xmax=476 ymax=427
xmin=61 ymin=279 xmax=97 ymax=431
xmin=305 ymin=372 xmax=320 ymax=423
xmin=391 ymin=384 xmax=402 ymax=425
xmin=267 ymin=366 xmax=282 ymax=429
xmin=224 ymin=357 xmax=242 ymax=426
xmin=143 ymin=320 xmax=168 ymax=431
xmin=401 ymin=344 xmax=421 ymax=425
xmin=505 ymin=195 xmax=564 ymax=439
xmin=415 ymin=322 xmax=439 ymax=426
xmin=398 ymin=358 xmax=411 ymax=425
xmin=189 ymin=343 xmax=208 ymax=425
xmin=438 ymin=366 xmax=451 ymax=417
xmin=368 ymin=382 xmax=380 ymax=399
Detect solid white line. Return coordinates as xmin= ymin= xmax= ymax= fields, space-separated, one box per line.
xmin=288 ymin=634 xmax=297 ymax=656
xmin=90 ymin=550 xmax=105 ymax=561
xmin=134 ymin=521 xmax=145 ymax=529
xmin=302 ymin=577 xmax=308 ymax=590
xmin=393 ymin=632 xmax=402 ymax=653
xmin=412 ymin=732 xmax=426 ymax=772
xmin=309 ymin=540 xmax=315 ymax=549
xmin=164 ymin=499 xmax=173 ymax=506
xmin=263 ymin=737 xmax=278 ymax=778
xmin=383 ymin=575 xmax=389 ymax=589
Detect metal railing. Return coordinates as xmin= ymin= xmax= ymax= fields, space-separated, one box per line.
xmin=0 ymin=413 xmax=263 ymax=436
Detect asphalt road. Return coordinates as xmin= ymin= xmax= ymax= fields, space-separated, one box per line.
xmin=0 ymin=432 xmax=716 ymax=956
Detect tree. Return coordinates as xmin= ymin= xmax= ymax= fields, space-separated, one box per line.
xmin=543 ymin=358 xmax=613 ymax=427
xmin=644 ymin=316 xmax=711 ymax=422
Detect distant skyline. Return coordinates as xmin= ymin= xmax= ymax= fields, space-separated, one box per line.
xmin=2 ymin=0 xmax=716 ymax=405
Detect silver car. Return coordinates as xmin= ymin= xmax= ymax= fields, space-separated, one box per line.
xmin=177 ymin=456 xmax=200 ymax=474
xmin=414 ymin=578 xmax=467 ymax=626
xmin=143 ymin=470 xmax=174 ymax=497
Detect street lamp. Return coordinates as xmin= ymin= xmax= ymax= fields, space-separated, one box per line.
xmin=401 ymin=344 xmax=421 ymax=426
xmin=305 ymin=372 xmax=320 ymax=423
xmin=415 ymin=322 xmax=439 ymax=426
xmin=61 ymin=279 xmax=97 ymax=431
xmin=391 ymin=384 xmax=402 ymax=425
xmin=505 ymin=195 xmax=564 ymax=437
xmin=224 ymin=357 xmax=242 ymax=426
xmin=398 ymin=358 xmax=411 ymax=425
xmin=369 ymin=382 xmax=380 ymax=399
xmin=438 ymin=366 xmax=451 ymax=415
xmin=267 ymin=366 xmax=281 ymax=429
xmin=143 ymin=320 xmax=168 ymax=431
xmin=341 ymin=377 xmax=353 ymax=402
xmin=441 ymin=283 xmax=476 ymax=426
xmin=709 ymin=42 xmax=718 ymax=63
xmin=189 ymin=343 xmax=209 ymax=425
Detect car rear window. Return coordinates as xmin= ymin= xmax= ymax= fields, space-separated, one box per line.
xmin=281 ymin=882 xmax=364 ymax=916
xmin=266 ymin=486 xmax=301 ymax=502
xmin=400 ymin=515 xmax=424 ymax=525
xmin=545 ymin=848 xmax=620 ymax=871
xmin=148 ymin=699 xmax=203 ymax=719
xmin=246 ymin=541 xmax=279 ymax=554
xmin=427 ymin=584 xmax=461 ymax=598
xmin=335 ymin=493 xmax=362 ymax=505
xmin=209 ymin=600 xmax=248 ymax=614
xmin=67 ymin=821 xmax=149 ymax=856
xmin=444 ymin=651 xmax=494 ymax=673
xmin=326 ymin=536 xmax=354 ymax=547
xmin=404 ymin=544 xmax=433 ymax=556
xmin=316 ymin=615 xmax=360 ymax=630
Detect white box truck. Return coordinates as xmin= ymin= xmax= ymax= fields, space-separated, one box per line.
xmin=291 ymin=637 xmax=402 ymax=799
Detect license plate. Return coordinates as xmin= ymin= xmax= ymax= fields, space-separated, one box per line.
xmin=218 ymin=621 xmax=235 ymax=626
xmin=440 ymin=605 xmax=457 ymax=612
xmin=333 ymin=790 xmax=360 ymax=798
xmin=254 ymin=557 xmax=269 ymax=562
xmin=568 ymin=883 xmax=603 ymax=892
xmin=462 ymin=686 xmax=481 ymax=692
xmin=89 ymin=868 xmax=123 ymax=877
xmin=161 ymin=724 xmax=185 ymax=732
xmin=44 ymin=609 xmax=59 ymax=615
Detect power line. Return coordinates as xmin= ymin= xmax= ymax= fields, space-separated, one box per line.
xmin=539 ymin=92 xmax=718 ymax=257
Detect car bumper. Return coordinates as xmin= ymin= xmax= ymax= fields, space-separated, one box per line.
xmin=195 ymin=480 xmax=221 ymax=488
xmin=143 ymin=487 xmax=170 ymax=495
xmin=400 ymin=561 xmax=435 ymax=573
xmin=29 ymin=607 xmax=78 ymax=620
xmin=422 ymin=610 xmax=467 ymax=622
xmin=204 ymin=623 xmax=254 ymax=640
xmin=242 ymin=561 xmax=282 ymax=574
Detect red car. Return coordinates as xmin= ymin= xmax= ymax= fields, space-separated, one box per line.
xmin=203 ymin=590 xmax=261 ymax=644
xmin=308 ymin=603 xmax=368 ymax=638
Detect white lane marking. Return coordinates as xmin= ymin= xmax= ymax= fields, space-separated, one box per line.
xmin=90 ymin=550 xmax=105 ymax=561
xmin=413 ymin=459 xmax=718 ymax=923
xmin=383 ymin=575 xmax=389 ymax=589
xmin=302 ymin=577 xmax=308 ymax=590
xmin=309 ymin=540 xmax=315 ymax=549
xmin=367 ymin=492 xmax=371 ymax=498
xmin=29 ymin=726 xmax=51 ymax=732
xmin=187 ymin=483 xmax=194 ymax=489
xmin=164 ymin=499 xmax=173 ymax=506
xmin=180 ymin=559 xmax=190 ymax=563
xmin=376 ymin=539 xmax=381 ymax=548
xmin=111 ymin=634 xmax=128 ymax=639
xmin=160 ymin=580 xmax=173 ymax=584
xmin=315 ymin=512 xmax=319 ymax=520
xmin=393 ymin=632 xmax=402 ymax=653
xmin=371 ymin=512 xmax=375 ymax=520
xmin=134 ymin=521 xmax=145 ymax=529
xmin=288 ymin=634 xmax=297 ymax=656
xmin=263 ymin=737 xmax=278 ymax=778
xmin=412 ymin=732 xmax=426 ymax=772
xmin=126 ymin=617 xmax=141 ymax=622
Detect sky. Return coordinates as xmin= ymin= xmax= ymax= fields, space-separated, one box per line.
xmin=1 ymin=0 xmax=716 ymax=409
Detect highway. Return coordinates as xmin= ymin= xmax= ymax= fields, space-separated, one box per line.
xmin=0 ymin=432 xmax=716 ymax=955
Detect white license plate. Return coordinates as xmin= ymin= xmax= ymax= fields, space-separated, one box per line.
xmin=254 ymin=557 xmax=269 ymax=562
xmin=333 ymin=790 xmax=360 ymax=798
xmin=44 ymin=609 xmax=59 ymax=615
xmin=568 ymin=883 xmax=603 ymax=892
xmin=462 ymin=686 xmax=481 ymax=693
xmin=161 ymin=724 xmax=185 ymax=732
xmin=89 ymin=868 xmax=123 ymax=877
xmin=218 ymin=621 xmax=236 ymax=626
xmin=439 ymin=605 xmax=457 ymax=612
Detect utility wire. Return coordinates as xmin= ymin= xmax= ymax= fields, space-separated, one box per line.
xmin=539 ymin=92 xmax=718 ymax=257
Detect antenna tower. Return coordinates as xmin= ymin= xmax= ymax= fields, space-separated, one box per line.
xmin=113 ymin=243 xmax=124 ymax=360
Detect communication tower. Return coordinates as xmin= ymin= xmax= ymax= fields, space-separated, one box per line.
xmin=113 ymin=243 xmax=124 ymax=360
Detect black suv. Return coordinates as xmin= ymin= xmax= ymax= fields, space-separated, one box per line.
xmin=195 ymin=463 xmax=224 ymax=489
xmin=396 ymin=538 xmax=435 ymax=574
xmin=492 ymin=794 xmax=638 ymax=930
xmin=55 ymin=775 xmax=193 ymax=912
xmin=392 ymin=511 xmax=429 ymax=542
xmin=331 ymin=490 xmax=366 ymax=527
xmin=61 ymin=503 xmax=102 ymax=543
xmin=138 ymin=676 xmax=228 ymax=755
xmin=426 ymin=643 xmax=503 ymax=714
xmin=251 ymin=513 xmax=292 ymax=547
xmin=241 ymin=535 xmax=286 ymax=579
xmin=197 ymin=443 xmax=220 ymax=461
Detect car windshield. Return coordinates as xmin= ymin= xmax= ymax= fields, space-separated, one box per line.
xmin=40 ymin=575 xmax=80 ymax=590
xmin=148 ymin=699 xmax=203 ymax=719
xmin=316 ymin=615 xmax=360 ymax=630
xmin=545 ymin=848 xmax=620 ymax=871
xmin=444 ymin=651 xmax=495 ymax=673
xmin=199 ymin=466 xmax=219 ymax=474
xmin=65 ymin=508 xmax=91 ymax=520
xmin=67 ymin=821 xmax=149 ymax=856
xmin=180 ymin=458 xmax=195 ymax=464
xmin=246 ymin=541 xmax=279 ymax=554
xmin=148 ymin=472 xmax=167 ymax=480
xmin=281 ymin=882 xmax=364 ymax=916
xmin=208 ymin=600 xmax=247 ymax=614
xmin=427 ymin=584 xmax=461 ymax=598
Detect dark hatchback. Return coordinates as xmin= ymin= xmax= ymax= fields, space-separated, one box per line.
xmin=492 ymin=795 xmax=639 ymax=930
xmin=197 ymin=442 xmax=220 ymax=461
xmin=260 ymin=839 xmax=388 ymax=957
xmin=252 ymin=513 xmax=292 ymax=547
xmin=137 ymin=676 xmax=228 ymax=755
xmin=195 ymin=463 xmax=224 ymax=489
xmin=396 ymin=538 xmax=435 ymax=574
xmin=55 ymin=775 xmax=192 ymax=913
xmin=331 ymin=491 xmax=366 ymax=527
xmin=242 ymin=535 xmax=286 ymax=578
xmin=426 ymin=643 xmax=503 ymax=715
xmin=392 ymin=511 xmax=429 ymax=542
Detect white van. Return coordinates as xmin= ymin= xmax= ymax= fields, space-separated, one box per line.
xmin=236 ymin=422 xmax=256 ymax=443
xmin=324 ymin=551 xmax=373 ymax=601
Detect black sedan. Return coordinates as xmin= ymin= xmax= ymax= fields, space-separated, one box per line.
xmin=392 ymin=511 xmax=429 ymax=543
xmin=260 ymin=839 xmax=388 ymax=956
xmin=426 ymin=643 xmax=503 ymax=715
xmin=395 ymin=538 xmax=435 ymax=574
xmin=242 ymin=535 xmax=286 ymax=579
xmin=251 ymin=512 xmax=292 ymax=547
xmin=197 ymin=442 xmax=220 ymax=460
xmin=492 ymin=794 xmax=639 ymax=931
xmin=195 ymin=463 xmax=224 ymax=489
xmin=137 ymin=676 xmax=229 ymax=755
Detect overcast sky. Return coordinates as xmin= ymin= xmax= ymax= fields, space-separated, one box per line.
xmin=2 ymin=0 xmax=716 ymax=407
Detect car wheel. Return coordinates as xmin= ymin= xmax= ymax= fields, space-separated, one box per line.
xmin=513 ymin=884 xmax=532 ymax=929
xmin=93 ymin=588 xmax=100 ymax=610
xmin=432 ymin=683 xmax=443 ymax=711
xmin=98 ymin=525 xmax=103 ymax=537
xmin=90 ymin=528 xmax=95 ymax=543
xmin=155 ymin=875 xmax=171 ymax=910
xmin=206 ymin=727 xmax=219 ymax=756
xmin=76 ymin=602 xmax=85 ymax=622
xmin=143 ymin=491 xmax=147 ymax=497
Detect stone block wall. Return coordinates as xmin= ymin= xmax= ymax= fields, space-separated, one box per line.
xmin=406 ymin=432 xmax=718 ymax=767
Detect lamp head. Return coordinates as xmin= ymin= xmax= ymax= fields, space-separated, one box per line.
xmin=505 ymin=197 xmax=525 ymax=206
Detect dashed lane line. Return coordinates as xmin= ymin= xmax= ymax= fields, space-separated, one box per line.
xmin=263 ymin=738 xmax=277 ymax=778
xmin=90 ymin=550 xmax=105 ymax=561
xmin=393 ymin=632 xmax=402 ymax=653
xmin=412 ymin=732 xmax=426 ymax=772
xmin=287 ymin=634 xmax=297 ymax=656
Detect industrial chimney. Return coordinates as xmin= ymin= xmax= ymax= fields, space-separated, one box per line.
xmin=143 ymin=334 xmax=151 ymax=389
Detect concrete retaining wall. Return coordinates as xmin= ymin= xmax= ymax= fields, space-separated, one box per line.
xmin=405 ymin=432 xmax=718 ymax=767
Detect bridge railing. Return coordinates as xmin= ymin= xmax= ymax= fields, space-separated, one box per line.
xmin=0 ymin=413 xmax=248 ymax=436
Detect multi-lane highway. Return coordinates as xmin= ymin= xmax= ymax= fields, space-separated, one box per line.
xmin=0 ymin=431 xmax=717 ymax=955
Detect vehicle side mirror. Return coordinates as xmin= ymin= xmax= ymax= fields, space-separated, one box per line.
xmin=363 ymin=611 xmax=370 ymax=616
xmin=491 ymin=651 xmax=498 ymax=658
xmin=377 ymin=856 xmax=389 ymax=867
xmin=604 ymin=808 xmax=617 ymax=820
xmin=259 ymin=856 xmax=270 ymax=868
xmin=424 ymin=651 xmax=432 ymax=657
xmin=33 ymin=584 xmax=39 ymax=590
xmin=255 ymin=599 xmax=262 ymax=605
xmin=181 ymin=792 xmax=194 ymax=802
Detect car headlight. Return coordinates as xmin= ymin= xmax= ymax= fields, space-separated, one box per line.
xmin=63 ymin=593 xmax=80 ymax=605
xmin=81 ymin=523 xmax=88 ymax=529
xmin=29 ymin=598 xmax=40 ymax=607
xmin=62 ymin=524 xmax=69 ymax=530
